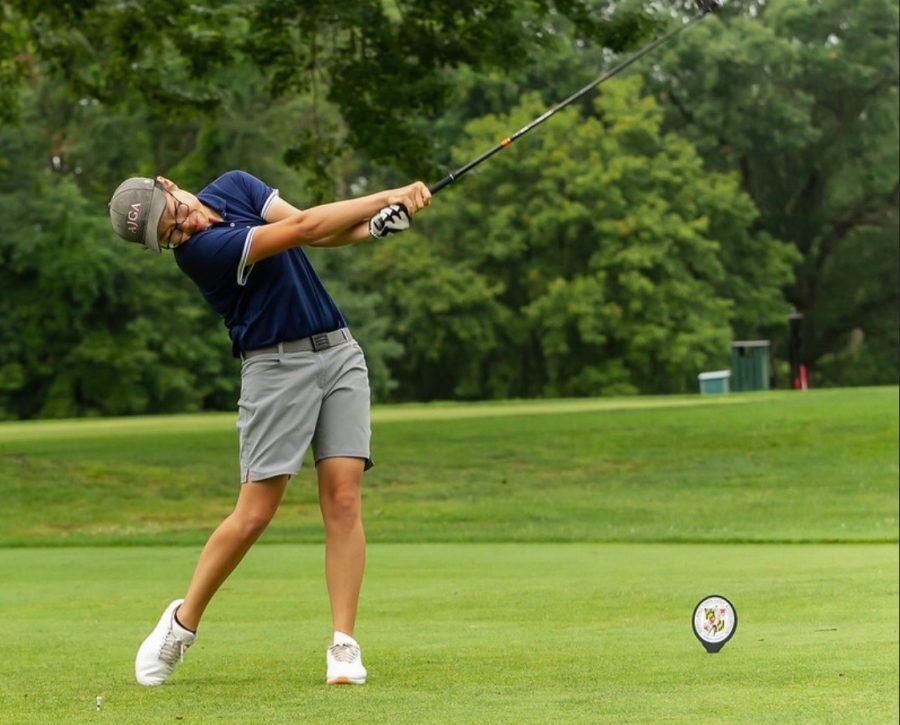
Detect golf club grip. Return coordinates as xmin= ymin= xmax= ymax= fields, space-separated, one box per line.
xmin=429 ymin=176 xmax=454 ymax=195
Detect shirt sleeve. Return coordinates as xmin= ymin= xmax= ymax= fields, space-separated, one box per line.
xmin=229 ymin=170 xmax=279 ymax=218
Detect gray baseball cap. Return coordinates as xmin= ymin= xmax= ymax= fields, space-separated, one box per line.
xmin=108 ymin=177 xmax=167 ymax=253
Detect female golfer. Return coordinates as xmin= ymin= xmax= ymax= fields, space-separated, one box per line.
xmin=108 ymin=170 xmax=430 ymax=686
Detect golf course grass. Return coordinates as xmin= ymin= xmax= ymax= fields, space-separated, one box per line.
xmin=0 ymin=389 xmax=896 ymax=546
xmin=0 ymin=388 xmax=897 ymax=722
xmin=1 ymin=544 xmax=896 ymax=724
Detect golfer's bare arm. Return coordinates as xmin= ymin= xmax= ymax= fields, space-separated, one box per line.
xmin=247 ymin=183 xmax=430 ymax=264
xmin=260 ymin=197 xmax=369 ymax=251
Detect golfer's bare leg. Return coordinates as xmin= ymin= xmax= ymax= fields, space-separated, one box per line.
xmin=317 ymin=457 xmax=366 ymax=635
xmin=176 ymin=474 xmax=288 ymax=630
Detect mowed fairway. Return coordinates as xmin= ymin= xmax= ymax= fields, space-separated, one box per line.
xmin=0 ymin=388 xmax=897 ymax=723
xmin=0 ymin=543 xmax=897 ymax=724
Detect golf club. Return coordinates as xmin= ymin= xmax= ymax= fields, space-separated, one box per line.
xmin=369 ymin=0 xmax=721 ymax=237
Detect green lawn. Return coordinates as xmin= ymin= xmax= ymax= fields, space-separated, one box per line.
xmin=0 ymin=543 xmax=896 ymax=724
xmin=0 ymin=388 xmax=897 ymax=545
xmin=0 ymin=388 xmax=897 ymax=723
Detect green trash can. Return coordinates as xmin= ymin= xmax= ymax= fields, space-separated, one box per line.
xmin=698 ymin=370 xmax=731 ymax=395
xmin=730 ymin=340 xmax=770 ymax=391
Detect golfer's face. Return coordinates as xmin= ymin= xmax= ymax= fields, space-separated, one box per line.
xmin=158 ymin=189 xmax=198 ymax=248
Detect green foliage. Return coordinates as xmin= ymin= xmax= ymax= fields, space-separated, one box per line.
xmin=363 ymin=78 xmax=796 ymax=399
xmin=0 ymin=7 xmax=29 ymax=125
xmin=242 ymin=0 xmax=652 ymax=179
xmin=8 ymin=0 xmax=235 ymax=112
xmin=648 ymin=0 xmax=900 ymax=384
xmin=5 ymin=0 xmax=644 ymax=182
xmin=813 ymin=215 xmax=900 ymax=386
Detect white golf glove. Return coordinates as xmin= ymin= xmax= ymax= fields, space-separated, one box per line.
xmin=369 ymin=203 xmax=411 ymax=239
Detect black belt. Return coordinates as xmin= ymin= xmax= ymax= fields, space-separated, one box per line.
xmin=241 ymin=328 xmax=351 ymax=360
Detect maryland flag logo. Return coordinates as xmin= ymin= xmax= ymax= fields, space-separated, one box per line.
xmin=702 ymin=606 xmax=728 ymax=636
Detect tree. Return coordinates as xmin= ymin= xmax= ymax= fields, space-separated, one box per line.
xmin=647 ymin=0 xmax=900 ymax=384
xmin=0 ymin=82 xmax=240 ymax=419
xmin=2 ymin=0 xmax=654 ymax=188
xmin=357 ymin=77 xmax=797 ymax=399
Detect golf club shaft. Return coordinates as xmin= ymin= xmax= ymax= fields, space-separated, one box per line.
xmin=429 ymin=6 xmax=714 ymax=195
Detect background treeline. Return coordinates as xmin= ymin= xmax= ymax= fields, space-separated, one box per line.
xmin=0 ymin=0 xmax=896 ymax=418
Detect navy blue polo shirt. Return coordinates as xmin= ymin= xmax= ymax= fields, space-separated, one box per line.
xmin=174 ymin=170 xmax=346 ymax=356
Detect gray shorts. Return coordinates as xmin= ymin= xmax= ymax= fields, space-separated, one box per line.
xmin=236 ymin=334 xmax=372 ymax=482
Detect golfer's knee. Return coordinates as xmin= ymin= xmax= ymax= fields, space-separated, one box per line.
xmin=322 ymin=487 xmax=361 ymax=530
xmin=229 ymin=475 xmax=286 ymax=540
xmin=231 ymin=508 xmax=276 ymax=540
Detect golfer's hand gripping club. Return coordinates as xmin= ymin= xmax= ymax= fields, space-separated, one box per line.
xmin=368 ymin=182 xmax=431 ymax=239
xmin=368 ymin=204 xmax=411 ymax=239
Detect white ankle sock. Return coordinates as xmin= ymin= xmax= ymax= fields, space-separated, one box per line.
xmin=333 ymin=631 xmax=358 ymax=647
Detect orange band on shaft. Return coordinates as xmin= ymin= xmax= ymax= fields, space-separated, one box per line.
xmin=500 ymin=138 xmax=511 ymax=147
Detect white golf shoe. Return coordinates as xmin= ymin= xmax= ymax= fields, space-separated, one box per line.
xmin=135 ymin=599 xmax=197 ymax=686
xmin=326 ymin=632 xmax=367 ymax=685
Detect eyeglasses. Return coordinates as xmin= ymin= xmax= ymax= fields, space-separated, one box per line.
xmin=159 ymin=188 xmax=190 ymax=249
